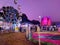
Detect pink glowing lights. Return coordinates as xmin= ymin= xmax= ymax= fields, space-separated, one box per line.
xmin=41 ymin=17 xmax=51 ymax=26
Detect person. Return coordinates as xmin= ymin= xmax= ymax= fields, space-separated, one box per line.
xmin=14 ymin=23 xmax=19 ymax=32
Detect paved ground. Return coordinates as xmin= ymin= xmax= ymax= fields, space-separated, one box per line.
xmin=0 ymin=32 xmax=34 ymax=45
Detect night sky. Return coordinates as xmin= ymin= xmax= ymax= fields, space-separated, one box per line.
xmin=0 ymin=0 xmax=60 ymax=22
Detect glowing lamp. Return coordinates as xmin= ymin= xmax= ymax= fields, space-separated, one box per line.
xmin=41 ymin=17 xmax=51 ymax=26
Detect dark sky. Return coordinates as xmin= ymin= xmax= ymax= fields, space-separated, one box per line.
xmin=0 ymin=0 xmax=60 ymax=22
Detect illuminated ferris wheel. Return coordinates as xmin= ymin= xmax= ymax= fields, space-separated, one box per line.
xmin=14 ymin=0 xmax=21 ymax=12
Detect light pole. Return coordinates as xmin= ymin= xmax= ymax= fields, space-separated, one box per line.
xmin=38 ymin=16 xmax=42 ymax=45
xmin=37 ymin=25 xmax=41 ymax=45
xmin=39 ymin=16 xmax=41 ymax=23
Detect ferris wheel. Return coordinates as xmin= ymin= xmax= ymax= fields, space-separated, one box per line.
xmin=14 ymin=0 xmax=18 ymax=4
xmin=14 ymin=0 xmax=21 ymax=13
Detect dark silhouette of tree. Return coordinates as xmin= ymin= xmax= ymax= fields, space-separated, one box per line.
xmin=21 ymin=13 xmax=29 ymax=22
xmin=31 ymin=20 xmax=40 ymax=25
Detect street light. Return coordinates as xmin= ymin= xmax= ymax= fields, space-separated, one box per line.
xmin=39 ymin=16 xmax=41 ymax=22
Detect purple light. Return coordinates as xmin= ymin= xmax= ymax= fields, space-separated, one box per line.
xmin=41 ymin=17 xmax=51 ymax=26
